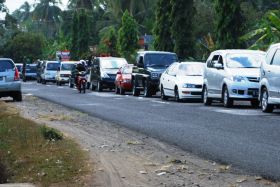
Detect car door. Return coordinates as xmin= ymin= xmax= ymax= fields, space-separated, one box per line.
xmin=165 ymin=63 xmax=179 ymax=96
xmin=207 ymin=54 xmax=220 ymax=96
xmin=268 ymin=49 xmax=280 ymax=99
xmin=214 ymin=55 xmax=226 ymax=96
xmin=91 ymin=58 xmax=100 ymax=86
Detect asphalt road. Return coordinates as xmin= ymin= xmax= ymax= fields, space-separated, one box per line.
xmin=21 ymin=81 xmax=280 ymax=180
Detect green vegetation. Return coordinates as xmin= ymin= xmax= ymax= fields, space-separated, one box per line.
xmin=117 ymin=10 xmax=139 ymax=63
xmin=0 ymin=102 xmax=91 ymax=186
xmin=0 ymin=0 xmax=279 ymax=62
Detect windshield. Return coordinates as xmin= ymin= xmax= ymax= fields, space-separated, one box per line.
xmin=47 ymin=63 xmax=59 ymax=71
xmin=100 ymin=59 xmax=127 ymax=69
xmin=0 ymin=60 xmax=14 ymax=72
xmin=123 ymin=66 xmax=133 ymax=74
xmin=26 ymin=65 xmax=37 ymax=73
xmin=61 ymin=63 xmax=75 ymax=71
xmin=226 ymin=53 xmax=264 ymax=68
xmin=145 ymin=54 xmax=178 ymax=67
xmin=177 ymin=64 xmax=204 ymax=76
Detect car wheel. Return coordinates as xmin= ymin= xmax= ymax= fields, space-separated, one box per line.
xmin=203 ymin=86 xmax=212 ymax=106
xmin=120 ymin=87 xmax=125 ymax=95
xmin=143 ymin=80 xmax=151 ymax=97
xmin=69 ymin=81 xmax=74 ymax=88
xmin=161 ymin=85 xmax=168 ymax=100
xmin=174 ymin=87 xmax=181 ymax=102
xmin=251 ymin=99 xmax=260 ymax=108
xmin=91 ymin=82 xmax=95 ymax=91
xmin=223 ymin=86 xmax=233 ymax=108
xmin=132 ymin=79 xmax=140 ymax=96
xmin=97 ymin=81 xmax=103 ymax=92
xmin=115 ymin=84 xmax=120 ymax=94
xmin=59 ymin=81 xmax=62 ymax=86
xmin=261 ymin=88 xmax=274 ymax=113
xmin=42 ymin=79 xmax=46 ymax=84
xmin=13 ymin=91 xmax=22 ymax=102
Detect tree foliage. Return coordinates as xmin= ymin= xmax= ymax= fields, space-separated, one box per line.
xmin=98 ymin=26 xmax=118 ymax=56
xmin=117 ymin=10 xmax=139 ymax=63
xmin=153 ymin=0 xmax=173 ymax=52
xmin=170 ymin=0 xmax=195 ymax=59
xmin=3 ymin=32 xmax=46 ymax=63
xmin=215 ymin=0 xmax=245 ymax=49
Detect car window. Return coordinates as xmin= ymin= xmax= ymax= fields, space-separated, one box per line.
xmin=271 ymin=50 xmax=280 ymax=66
xmin=266 ymin=47 xmax=277 ymax=65
xmin=144 ymin=54 xmax=178 ymax=67
xmin=226 ymin=53 xmax=264 ymax=68
xmin=0 ymin=60 xmax=14 ymax=72
xmin=177 ymin=64 xmax=204 ymax=76
xmin=208 ymin=55 xmax=220 ymax=68
xmin=100 ymin=59 xmax=127 ymax=69
xmin=26 ymin=65 xmax=37 ymax=73
xmin=61 ymin=63 xmax=75 ymax=71
xmin=167 ymin=63 xmax=178 ymax=76
xmin=123 ymin=66 xmax=133 ymax=74
xmin=47 ymin=63 xmax=59 ymax=70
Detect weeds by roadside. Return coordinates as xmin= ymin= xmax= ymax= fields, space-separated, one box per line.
xmin=0 ymin=101 xmax=92 ymax=186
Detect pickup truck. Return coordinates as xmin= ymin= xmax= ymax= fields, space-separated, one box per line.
xmin=131 ymin=51 xmax=178 ymax=97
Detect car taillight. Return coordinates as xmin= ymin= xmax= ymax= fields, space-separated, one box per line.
xmin=14 ymin=68 xmax=20 ymax=81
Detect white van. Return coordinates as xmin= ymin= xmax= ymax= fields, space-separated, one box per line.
xmin=259 ymin=43 xmax=280 ymax=113
xmin=55 ymin=61 xmax=77 ymax=86
xmin=41 ymin=61 xmax=59 ymax=84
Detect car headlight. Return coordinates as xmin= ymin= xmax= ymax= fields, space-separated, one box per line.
xmin=101 ymin=72 xmax=110 ymax=78
xmin=232 ymin=76 xmax=246 ymax=82
xmin=151 ymin=73 xmax=159 ymax=79
xmin=182 ymin=84 xmax=196 ymax=88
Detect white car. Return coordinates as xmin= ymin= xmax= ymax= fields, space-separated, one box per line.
xmin=260 ymin=43 xmax=280 ymax=113
xmin=56 ymin=61 xmax=77 ymax=86
xmin=41 ymin=61 xmax=59 ymax=84
xmin=203 ymin=50 xmax=265 ymax=108
xmin=160 ymin=62 xmax=205 ymax=101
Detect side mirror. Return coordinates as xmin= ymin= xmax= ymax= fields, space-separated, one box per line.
xmin=213 ymin=63 xmax=224 ymax=70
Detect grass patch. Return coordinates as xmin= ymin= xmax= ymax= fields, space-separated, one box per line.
xmin=0 ymin=102 xmax=91 ymax=186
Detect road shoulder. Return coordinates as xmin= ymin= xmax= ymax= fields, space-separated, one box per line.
xmin=11 ymin=95 xmax=278 ymax=187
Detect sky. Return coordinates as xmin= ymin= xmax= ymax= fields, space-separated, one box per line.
xmin=0 ymin=0 xmax=68 ymax=19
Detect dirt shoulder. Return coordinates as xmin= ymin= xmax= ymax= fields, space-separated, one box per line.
xmin=10 ymin=95 xmax=279 ymax=187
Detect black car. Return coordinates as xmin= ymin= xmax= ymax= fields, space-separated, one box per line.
xmin=131 ymin=51 xmax=178 ymax=97
xmin=89 ymin=57 xmax=128 ymax=91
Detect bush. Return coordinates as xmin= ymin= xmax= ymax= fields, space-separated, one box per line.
xmin=40 ymin=126 xmax=63 ymax=141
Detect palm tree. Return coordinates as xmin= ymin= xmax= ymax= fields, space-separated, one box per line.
xmin=242 ymin=10 xmax=280 ymax=50
xmin=13 ymin=2 xmax=31 ymax=22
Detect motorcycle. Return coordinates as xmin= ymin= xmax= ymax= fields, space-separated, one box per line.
xmin=76 ymin=71 xmax=87 ymax=94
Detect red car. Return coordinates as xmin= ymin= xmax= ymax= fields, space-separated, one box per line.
xmin=115 ymin=64 xmax=134 ymax=95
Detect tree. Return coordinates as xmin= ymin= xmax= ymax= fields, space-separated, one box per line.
xmin=153 ymin=0 xmax=173 ymax=52
xmin=3 ymin=32 xmax=46 ymax=63
xmin=98 ymin=26 xmax=118 ymax=56
xmin=215 ymin=0 xmax=245 ymax=49
xmin=117 ymin=10 xmax=139 ymax=63
xmin=242 ymin=10 xmax=280 ymax=50
xmin=170 ymin=0 xmax=195 ymax=59
xmin=0 ymin=0 xmax=5 ymax=12
xmin=70 ymin=11 xmax=79 ymax=60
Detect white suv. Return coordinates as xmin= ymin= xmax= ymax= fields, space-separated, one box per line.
xmin=203 ymin=50 xmax=265 ymax=108
xmin=260 ymin=43 xmax=280 ymax=113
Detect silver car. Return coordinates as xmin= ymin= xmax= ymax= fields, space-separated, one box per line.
xmin=0 ymin=58 xmax=22 ymax=101
xmin=203 ymin=50 xmax=265 ymax=108
xmin=260 ymin=43 xmax=280 ymax=113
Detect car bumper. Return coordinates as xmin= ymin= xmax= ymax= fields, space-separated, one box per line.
xmin=180 ymin=88 xmax=202 ymax=99
xmin=0 ymin=81 xmax=21 ymax=92
xmin=228 ymin=81 xmax=259 ymax=99
xmin=120 ymin=82 xmax=133 ymax=91
xmin=58 ymin=77 xmax=70 ymax=83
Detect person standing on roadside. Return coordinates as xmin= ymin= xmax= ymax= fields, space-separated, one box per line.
xmin=22 ymin=57 xmax=27 ymax=82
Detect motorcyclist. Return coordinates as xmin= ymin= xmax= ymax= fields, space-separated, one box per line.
xmin=73 ymin=62 xmax=86 ymax=86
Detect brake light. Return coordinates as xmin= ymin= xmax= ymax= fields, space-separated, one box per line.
xmin=14 ymin=68 xmax=20 ymax=81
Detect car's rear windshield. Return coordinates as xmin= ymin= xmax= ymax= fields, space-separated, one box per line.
xmin=177 ymin=63 xmax=204 ymax=76
xmin=0 ymin=60 xmax=15 ymax=72
xmin=144 ymin=54 xmax=178 ymax=67
xmin=47 ymin=63 xmax=59 ymax=70
xmin=61 ymin=63 xmax=75 ymax=71
xmin=26 ymin=65 xmax=37 ymax=73
xmin=226 ymin=53 xmax=265 ymax=68
xmin=100 ymin=59 xmax=127 ymax=69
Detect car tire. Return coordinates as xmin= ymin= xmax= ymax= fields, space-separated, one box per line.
xmin=13 ymin=91 xmax=22 ymax=102
xmin=161 ymin=85 xmax=168 ymax=100
xmin=174 ymin=86 xmax=181 ymax=102
xmin=97 ymin=81 xmax=103 ymax=92
xmin=91 ymin=83 xmax=95 ymax=91
xmin=115 ymin=84 xmax=120 ymax=94
xmin=223 ymin=86 xmax=233 ymax=108
xmin=261 ymin=87 xmax=274 ymax=113
xmin=59 ymin=81 xmax=62 ymax=86
xmin=69 ymin=81 xmax=74 ymax=88
xmin=251 ymin=99 xmax=260 ymax=108
xmin=120 ymin=87 xmax=125 ymax=95
xmin=42 ymin=79 xmax=46 ymax=84
xmin=132 ymin=79 xmax=140 ymax=97
xmin=143 ymin=80 xmax=151 ymax=97
xmin=203 ymin=86 xmax=212 ymax=106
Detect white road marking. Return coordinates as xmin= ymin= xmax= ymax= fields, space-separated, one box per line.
xmin=23 ymin=93 xmax=33 ymax=96
xmin=76 ymin=103 xmax=101 ymax=106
